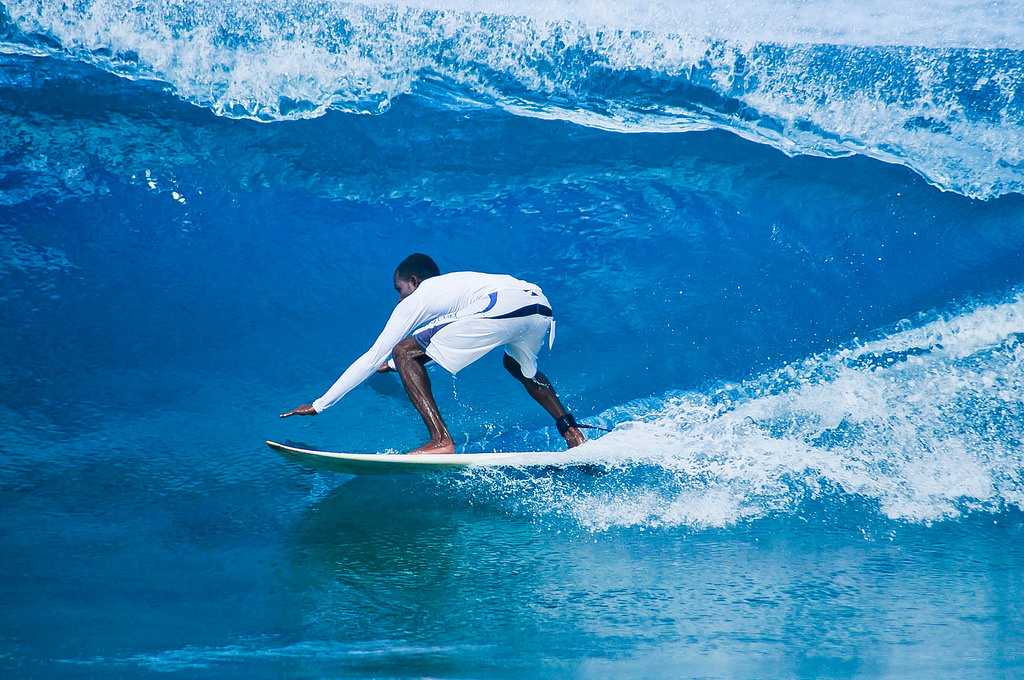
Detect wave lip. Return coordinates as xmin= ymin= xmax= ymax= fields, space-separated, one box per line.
xmin=3 ymin=0 xmax=1024 ymax=199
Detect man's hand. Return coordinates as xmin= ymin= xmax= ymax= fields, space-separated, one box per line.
xmin=280 ymin=403 xmax=317 ymax=418
xmin=377 ymin=362 xmax=394 ymax=373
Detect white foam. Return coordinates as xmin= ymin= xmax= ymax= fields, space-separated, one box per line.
xmin=5 ymin=0 xmax=1022 ymax=198
xmin=451 ymin=292 xmax=1024 ymax=531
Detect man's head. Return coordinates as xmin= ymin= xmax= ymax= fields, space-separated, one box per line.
xmin=394 ymin=253 xmax=440 ymax=299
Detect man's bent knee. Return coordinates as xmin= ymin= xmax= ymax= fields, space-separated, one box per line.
xmin=393 ymin=337 xmax=425 ymax=366
xmin=503 ymin=353 xmax=525 ymax=379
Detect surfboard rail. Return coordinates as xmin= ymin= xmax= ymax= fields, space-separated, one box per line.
xmin=266 ymin=439 xmax=583 ymax=475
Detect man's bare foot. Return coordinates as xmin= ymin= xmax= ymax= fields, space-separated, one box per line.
xmin=406 ymin=440 xmax=456 ymax=455
xmin=563 ymin=427 xmax=586 ymax=448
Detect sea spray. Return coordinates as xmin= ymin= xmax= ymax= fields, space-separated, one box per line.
xmin=442 ymin=293 xmax=1024 ymax=531
xmin=3 ymin=0 xmax=1023 ymax=198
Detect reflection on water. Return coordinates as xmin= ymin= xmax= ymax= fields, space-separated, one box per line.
xmin=286 ymin=479 xmax=1024 ymax=678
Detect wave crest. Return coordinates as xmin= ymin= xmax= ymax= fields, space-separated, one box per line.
xmin=2 ymin=0 xmax=1023 ymax=198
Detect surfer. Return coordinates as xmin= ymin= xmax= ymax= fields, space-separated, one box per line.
xmin=280 ymin=253 xmax=587 ymax=454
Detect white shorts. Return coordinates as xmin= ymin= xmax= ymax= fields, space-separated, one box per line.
xmin=412 ymin=289 xmax=554 ymax=378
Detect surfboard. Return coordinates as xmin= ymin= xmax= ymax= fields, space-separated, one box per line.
xmin=266 ymin=439 xmax=585 ymax=475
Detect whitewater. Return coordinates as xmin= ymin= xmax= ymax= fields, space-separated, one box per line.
xmin=452 ymin=292 xmax=1024 ymax=531
xmin=3 ymin=0 xmax=1024 ymax=198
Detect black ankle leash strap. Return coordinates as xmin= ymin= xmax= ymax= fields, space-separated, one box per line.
xmin=556 ymin=413 xmax=612 ymax=435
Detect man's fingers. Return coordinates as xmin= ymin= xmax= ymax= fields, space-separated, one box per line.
xmin=280 ymin=404 xmax=315 ymax=418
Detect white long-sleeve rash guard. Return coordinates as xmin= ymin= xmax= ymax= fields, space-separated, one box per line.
xmin=311 ymin=271 xmax=543 ymax=413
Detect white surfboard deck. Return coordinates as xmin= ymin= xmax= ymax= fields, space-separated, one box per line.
xmin=266 ymin=440 xmax=586 ymax=475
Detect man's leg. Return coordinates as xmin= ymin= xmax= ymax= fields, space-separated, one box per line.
xmin=392 ymin=337 xmax=455 ymax=454
xmin=502 ymin=353 xmax=585 ymax=448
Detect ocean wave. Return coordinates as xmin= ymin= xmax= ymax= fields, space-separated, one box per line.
xmin=444 ymin=291 xmax=1024 ymax=531
xmin=2 ymin=0 xmax=1023 ymax=199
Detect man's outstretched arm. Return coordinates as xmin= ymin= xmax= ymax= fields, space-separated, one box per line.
xmin=280 ymin=293 xmax=436 ymax=417
xmin=280 ymin=358 xmax=402 ymax=416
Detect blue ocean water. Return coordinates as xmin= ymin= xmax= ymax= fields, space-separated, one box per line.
xmin=2 ymin=0 xmax=1024 ymax=676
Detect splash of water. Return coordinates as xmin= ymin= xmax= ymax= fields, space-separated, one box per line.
xmin=445 ymin=292 xmax=1024 ymax=531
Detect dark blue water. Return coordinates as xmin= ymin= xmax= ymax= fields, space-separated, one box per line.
xmin=2 ymin=1 xmax=1024 ymax=676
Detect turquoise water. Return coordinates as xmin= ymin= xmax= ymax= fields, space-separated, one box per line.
xmin=2 ymin=1 xmax=1024 ymax=676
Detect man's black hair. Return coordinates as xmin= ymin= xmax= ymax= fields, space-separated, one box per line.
xmin=395 ymin=253 xmax=440 ymax=281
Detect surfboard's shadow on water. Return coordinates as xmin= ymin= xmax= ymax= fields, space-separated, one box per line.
xmin=287 ymin=458 xmax=613 ymax=554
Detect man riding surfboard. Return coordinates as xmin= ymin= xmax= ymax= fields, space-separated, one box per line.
xmin=280 ymin=253 xmax=587 ymax=454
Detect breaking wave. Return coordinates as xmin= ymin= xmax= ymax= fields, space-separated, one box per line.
xmin=2 ymin=0 xmax=1023 ymax=198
